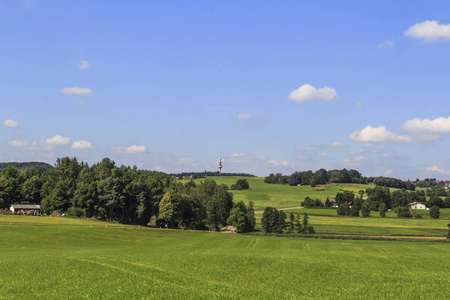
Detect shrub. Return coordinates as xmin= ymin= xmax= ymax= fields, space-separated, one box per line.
xmin=67 ymin=207 xmax=84 ymax=217
xmin=395 ymin=206 xmax=412 ymax=218
xmin=230 ymin=179 xmax=250 ymax=190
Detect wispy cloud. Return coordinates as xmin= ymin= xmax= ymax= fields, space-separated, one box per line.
xmin=78 ymin=60 xmax=92 ymax=70
xmin=237 ymin=113 xmax=251 ymax=120
xmin=60 ymin=87 xmax=93 ymax=96
xmin=112 ymin=145 xmax=147 ymax=154
xmin=296 ymin=146 xmax=317 ymax=151
xmin=426 ymin=165 xmax=450 ymax=175
xmin=377 ymin=40 xmax=394 ymax=49
xmin=4 ymin=119 xmax=19 ymax=127
xmin=330 ymin=142 xmax=346 ymax=147
xmin=8 ymin=140 xmax=29 ymax=147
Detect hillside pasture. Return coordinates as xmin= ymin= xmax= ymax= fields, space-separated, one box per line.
xmin=182 ymin=177 xmax=375 ymax=210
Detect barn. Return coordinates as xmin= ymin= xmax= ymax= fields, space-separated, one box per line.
xmin=10 ymin=204 xmax=41 ymax=215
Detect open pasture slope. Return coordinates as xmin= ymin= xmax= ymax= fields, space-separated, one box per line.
xmin=183 ymin=177 xmax=375 ymax=210
xmin=1 ymin=216 xmax=449 ymax=299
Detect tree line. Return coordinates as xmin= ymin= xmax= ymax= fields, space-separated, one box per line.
xmin=170 ymin=171 xmax=255 ymax=179
xmin=0 ymin=157 xmax=256 ymax=231
xmin=264 ymin=169 xmax=416 ymax=190
xmin=333 ymin=186 xmax=450 ymax=218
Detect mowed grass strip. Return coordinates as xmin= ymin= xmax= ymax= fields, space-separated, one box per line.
xmin=0 ymin=219 xmax=449 ymax=299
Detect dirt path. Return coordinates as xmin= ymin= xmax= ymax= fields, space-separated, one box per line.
xmin=376 ymin=235 xmax=447 ymax=240
xmin=254 ymin=207 xmax=303 ymax=214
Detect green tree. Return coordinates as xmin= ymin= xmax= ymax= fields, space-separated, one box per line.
xmin=158 ymin=192 xmax=180 ymax=228
xmin=261 ymin=207 xmax=286 ymax=234
xmin=337 ymin=202 xmax=350 ymax=216
xmin=246 ymin=201 xmax=256 ymax=232
xmin=230 ymin=179 xmax=250 ymax=190
xmin=379 ymin=202 xmax=387 ymax=218
xmin=227 ymin=201 xmax=248 ymax=232
xmin=358 ymin=190 xmax=365 ymax=199
xmin=350 ymin=205 xmax=360 ymax=217
xmin=288 ymin=212 xmax=295 ymax=233
xmin=395 ymin=206 xmax=412 ymax=218
xmin=430 ymin=206 xmax=440 ymax=219
xmin=206 ymin=184 xmax=233 ymax=231
xmin=361 ymin=202 xmax=371 ymax=218
xmin=295 ymin=214 xmax=302 ymax=233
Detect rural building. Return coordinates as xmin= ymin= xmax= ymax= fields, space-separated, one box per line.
xmin=10 ymin=204 xmax=41 ymax=215
xmin=408 ymin=202 xmax=428 ymax=210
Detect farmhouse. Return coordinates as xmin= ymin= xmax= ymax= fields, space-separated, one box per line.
xmin=10 ymin=204 xmax=41 ymax=215
xmin=408 ymin=202 xmax=428 ymax=210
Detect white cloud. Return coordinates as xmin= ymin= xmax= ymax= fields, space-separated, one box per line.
xmin=426 ymin=165 xmax=450 ymax=175
xmin=78 ymin=60 xmax=91 ymax=70
xmin=385 ymin=170 xmax=393 ymax=175
xmin=350 ymin=149 xmax=366 ymax=154
xmin=405 ymin=20 xmax=450 ymax=42
xmin=44 ymin=134 xmax=71 ymax=145
xmin=71 ymin=141 xmax=94 ymax=150
xmin=178 ymin=157 xmax=195 ymax=164
xmin=267 ymin=160 xmax=291 ymax=167
xmin=331 ymin=142 xmax=346 ymax=147
xmin=8 ymin=140 xmax=29 ymax=147
xmin=296 ymin=146 xmax=316 ymax=151
xmin=231 ymin=153 xmax=245 ymax=157
xmin=356 ymin=102 xmax=363 ymax=107
xmin=4 ymin=120 xmax=19 ymax=127
xmin=377 ymin=40 xmax=394 ymax=49
xmin=349 ymin=125 xmax=413 ymax=143
xmin=317 ymin=152 xmax=328 ymax=157
xmin=60 ymin=87 xmax=93 ymax=96
xmin=112 ymin=145 xmax=147 ymax=154
xmin=401 ymin=116 xmax=450 ymax=133
xmin=354 ymin=155 xmax=368 ymax=162
xmin=287 ymin=84 xmax=339 ymax=103
xmin=237 ymin=113 xmax=251 ymax=120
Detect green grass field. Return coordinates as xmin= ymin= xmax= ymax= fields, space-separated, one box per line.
xmin=1 ymin=216 xmax=449 ymax=299
xmin=182 ymin=177 xmax=376 ymax=210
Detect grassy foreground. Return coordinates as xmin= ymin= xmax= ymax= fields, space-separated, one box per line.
xmin=1 ymin=216 xmax=449 ymax=299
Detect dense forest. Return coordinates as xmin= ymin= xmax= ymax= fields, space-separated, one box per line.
xmin=0 ymin=157 xmax=254 ymax=231
xmin=265 ymin=169 xmax=417 ymax=190
xmin=0 ymin=162 xmax=53 ymax=173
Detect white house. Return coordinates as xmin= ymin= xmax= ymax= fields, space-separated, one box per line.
xmin=408 ymin=202 xmax=428 ymax=210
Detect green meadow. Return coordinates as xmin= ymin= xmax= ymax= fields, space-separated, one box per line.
xmin=183 ymin=177 xmax=376 ymax=210
xmin=2 ymin=178 xmax=449 ymax=298
xmin=1 ymin=216 xmax=449 ymax=299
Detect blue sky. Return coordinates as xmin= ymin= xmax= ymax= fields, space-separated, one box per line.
xmin=2 ymin=0 xmax=450 ymax=179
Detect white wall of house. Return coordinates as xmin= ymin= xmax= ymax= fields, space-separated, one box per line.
xmin=410 ymin=203 xmax=428 ymax=210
